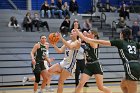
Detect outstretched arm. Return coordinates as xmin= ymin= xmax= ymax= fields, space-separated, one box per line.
xmin=91 ymin=39 xmax=111 ymax=46
xmin=75 ymin=29 xmax=111 ymax=46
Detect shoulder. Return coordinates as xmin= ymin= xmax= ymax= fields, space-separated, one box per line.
xmin=34 ymin=42 xmax=40 ymax=48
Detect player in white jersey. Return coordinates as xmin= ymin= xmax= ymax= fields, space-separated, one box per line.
xmin=48 ymin=21 xmax=81 ymax=93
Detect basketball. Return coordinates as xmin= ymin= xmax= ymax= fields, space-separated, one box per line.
xmin=48 ymin=33 xmax=60 ymax=44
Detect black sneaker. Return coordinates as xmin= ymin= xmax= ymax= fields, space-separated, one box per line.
xmin=84 ymin=84 xmax=89 ymax=87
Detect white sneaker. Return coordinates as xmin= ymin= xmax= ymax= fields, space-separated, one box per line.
xmin=22 ymin=77 xmax=28 ymax=85
xmin=46 ymin=86 xmax=54 ymax=92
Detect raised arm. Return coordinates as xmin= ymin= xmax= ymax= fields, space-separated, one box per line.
xmin=60 ymin=33 xmax=80 ymax=49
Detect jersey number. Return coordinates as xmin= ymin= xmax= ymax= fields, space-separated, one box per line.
xmin=127 ymin=45 xmax=136 ymax=54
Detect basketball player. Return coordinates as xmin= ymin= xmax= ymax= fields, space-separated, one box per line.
xmin=83 ymin=28 xmax=140 ymax=93
xmin=75 ymin=29 xmax=112 ymax=93
xmin=48 ymin=21 xmax=81 ymax=93
xmin=30 ymin=35 xmax=52 ymax=93
xmin=22 ymin=40 xmax=54 ymax=92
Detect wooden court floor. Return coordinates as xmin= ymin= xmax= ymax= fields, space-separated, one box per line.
xmin=0 ymin=83 xmax=140 ymax=93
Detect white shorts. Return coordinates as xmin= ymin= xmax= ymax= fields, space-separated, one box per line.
xmin=59 ymin=60 xmax=76 ymax=74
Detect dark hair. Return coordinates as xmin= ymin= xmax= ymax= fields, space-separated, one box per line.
xmin=121 ymin=28 xmax=132 ymax=40
xmin=40 ymin=34 xmax=46 ymax=39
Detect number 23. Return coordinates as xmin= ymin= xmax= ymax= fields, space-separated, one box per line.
xmin=127 ymin=45 xmax=136 ymax=54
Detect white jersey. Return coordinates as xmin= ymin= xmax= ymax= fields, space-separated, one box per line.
xmin=44 ymin=50 xmax=49 ymax=70
xmin=76 ymin=46 xmax=84 ymax=60
xmin=59 ymin=40 xmax=78 ymax=73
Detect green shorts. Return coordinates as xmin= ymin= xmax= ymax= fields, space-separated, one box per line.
xmin=83 ymin=62 xmax=103 ymax=76
xmin=31 ymin=60 xmax=46 ymax=74
xmin=124 ymin=62 xmax=140 ymax=81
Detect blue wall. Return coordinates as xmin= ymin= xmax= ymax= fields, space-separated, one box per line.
xmin=0 ymin=0 xmax=140 ymax=13
xmin=31 ymin=0 xmax=92 ymax=13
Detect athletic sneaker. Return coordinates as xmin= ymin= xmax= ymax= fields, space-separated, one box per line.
xmin=22 ymin=77 xmax=28 ymax=85
xmin=46 ymin=86 xmax=54 ymax=92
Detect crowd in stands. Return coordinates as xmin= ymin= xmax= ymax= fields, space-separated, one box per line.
xmin=7 ymin=0 xmax=140 ymax=43
xmin=40 ymin=0 xmax=78 ymax=18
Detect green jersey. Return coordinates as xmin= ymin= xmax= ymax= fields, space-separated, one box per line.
xmin=84 ymin=43 xmax=98 ymax=62
xmin=35 ymin=43 xmax=47 ymax=61
xmin=110 ymin=39 xmax=140 ymax=64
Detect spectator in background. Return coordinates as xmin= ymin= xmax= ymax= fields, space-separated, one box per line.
xmin=56 ymin=0 xmax=63 ymax=18
xmin=119 ymin=3 xmax=130 ymax=20
xmin=117 ymin=17 xmax=126 ymax=28
xmin=50 ymin=0 xmax=63 ymax=18
xmin=60 ymin=16 xmax=70 ymax=37
xmin=32 ymin=13 xmax=50 ymax=32
xmin=132 ymin=21 xmax=140 ymax=42
xmin=71 ymin=19 xmax=81 ymax=30
xmin=69 ymin=0 xmax=79 ymax=15
xmin=23 ymin=12 xmax=33 ymax=32
xmin=40 ymin=1 xmax=51 ymax=18
xmin=8 ymin=16 xmax=20 ymax=28
xmin=62 ymin=2 xmax=70 ymax=17
xmin=82 ymin=19 xmax=92 ymax=32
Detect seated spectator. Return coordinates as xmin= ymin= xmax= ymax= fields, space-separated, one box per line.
xmin=56 ymin=0 xmax=63 ymax=18
xmin=69 ymin=0 xmax=79 ymax=15
xmin=116 ymin=17 xmax=126 ymax=28
xmin=82 ymin=19 xmax=92 ymax=32
xmin=60 ymin=16 xmax=70 ymax=37
xmin=132 ymin=21 xmax=140 ymax=42
xmin=40 ymin=1 xmax=51 ymax=18
xmin=71 ymin=19 xmax=81 ymax=30
xmin=32 ymin=13 xmax=50 ymax=32
xmin=50 ymin=0 xmax=63 ymax=18
xmin=8 ymin=16 xmax=20 ymax=28
xmin=62 ymin=2 xmax=70 ymax=17
xmin=119 ymin=3 xmax=130 ymax=20
xmin=23 ymin=12 xmax=33 ymax=32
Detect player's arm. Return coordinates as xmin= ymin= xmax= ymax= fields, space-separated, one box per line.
xmin=91 ymin=39 xmax=111 ymax=46
xmin=52 ymin=43 xmax=66 ymax=53
xmin=60 ymin=34 xmax=81 ymax=49
xmin=30 ymin=43 xmax=39 ymax=64
xmin=75 ymin=29 xmax=111 ymax=46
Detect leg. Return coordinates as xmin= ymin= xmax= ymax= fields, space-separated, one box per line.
xmin=40 ymin=69 xmax=51 ymax=91
xmin=121 ymin=79 xmax=137 ymax=93
xmin=41 ymin=10 xmax=44 ymax=18
xmin=48 ymin=63 xmax=62 ymax=74
xmin=94 ymin=74 xmax=112 ymax=93
xmin=120 ymin=79 xmax=128 ymax=93
xmin=57 ymin=69 xmax=70 ymax=93
xmin=75 ymin=62 xmax=80 ymax=86
xmin=51 ymin=9 xmax=55 ymax=18
xmin=34 ymin=72 xmax=41 ymax=92
xmin=126 ymin=80 xmax=137 ymax=93
xmin=47 ymin=10 xmax=51 ymax=18
xmin=75 ymin=73 xmax=90 ymax=93
xmin=43 ymin=21 xmax=50 ymax=32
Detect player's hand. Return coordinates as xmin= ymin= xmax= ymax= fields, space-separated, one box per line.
xmin=32 ymin=59 xmax=36 ymax=65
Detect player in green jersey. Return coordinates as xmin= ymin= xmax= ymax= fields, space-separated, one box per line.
xmin=75 ymin=29 xmax=112 ymax=93
xmin=88 ymin=28 xmax=140 ymax=93
xmin=31 ymin=35 xmax=52 ymax=93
